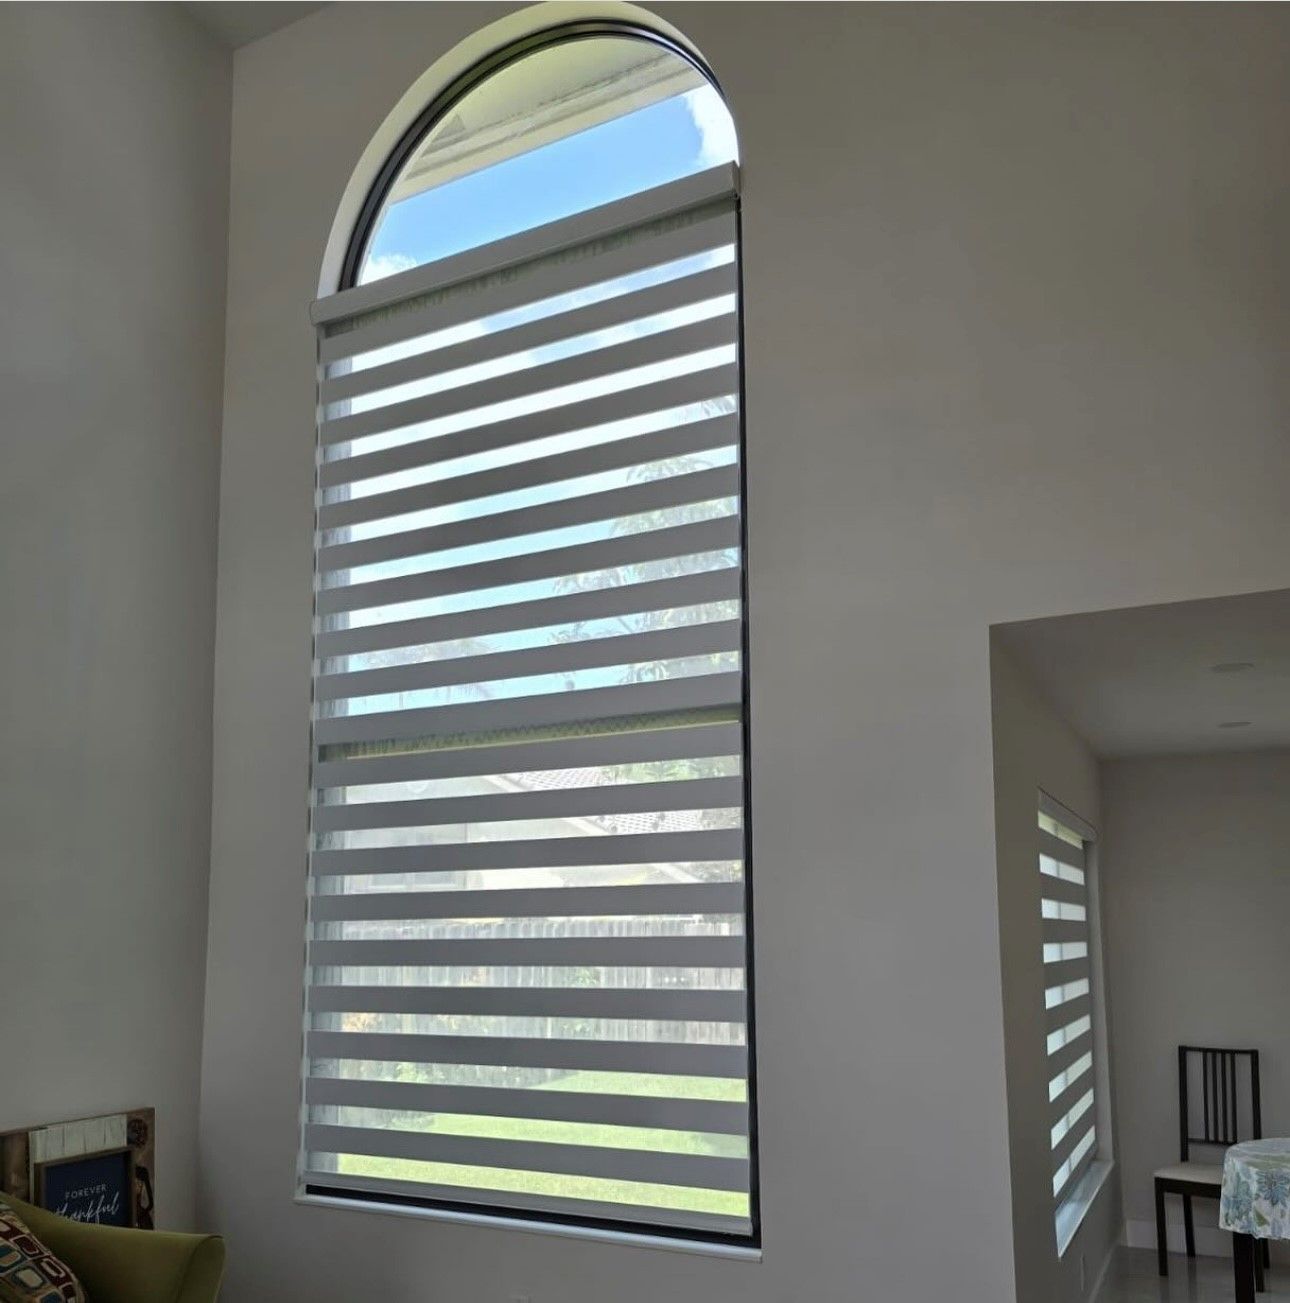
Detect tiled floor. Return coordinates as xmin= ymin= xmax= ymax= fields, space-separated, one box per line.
xmin=1097 ymin=1248 xmax=1290 ymax=1302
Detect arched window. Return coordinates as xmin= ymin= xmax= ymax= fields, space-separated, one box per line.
xmin=303 ymin=21 xmax=754 ymax=1247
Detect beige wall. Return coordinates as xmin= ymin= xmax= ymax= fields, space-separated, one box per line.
xmin=991 ymin=642 xmax=1117 ymax=1303
xmin=0 ymin=4 xmax=230 ymax=1228
xmin=1103 ymin=749 xmax=1290 ymax=1258
xmin=202 ymin=3 xmax=1290 ymax=1299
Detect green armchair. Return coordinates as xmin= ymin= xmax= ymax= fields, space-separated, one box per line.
xmin=0 ymin=1195 xmax=224 ymax=1303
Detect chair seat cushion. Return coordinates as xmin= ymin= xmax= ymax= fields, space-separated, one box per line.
xmin=1155 ymin=1161 xmax=1224 ymax=1187
xmin=0 ymin=1205 xmax=86 ymax=1303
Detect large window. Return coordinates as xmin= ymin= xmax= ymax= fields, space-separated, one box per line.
xmin=300 ymin=26 xmax=755 ymax=1244
xmin=1039 ymin=794 xmax=1104 ymax=1239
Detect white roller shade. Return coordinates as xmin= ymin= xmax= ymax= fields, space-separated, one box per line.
xmin=301 ymin=165 xmax=755 ymax=1240
xmin=1039 ymin=796 xmax=1099 ymax=1208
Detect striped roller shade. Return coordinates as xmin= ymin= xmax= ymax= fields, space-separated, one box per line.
xmin=1040 ymin=794 xmax=1099 ymax=1209
xmin=300 ymin=163 xmax=756 ymax=1242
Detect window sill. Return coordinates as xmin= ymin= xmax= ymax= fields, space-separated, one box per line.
xmin=1056 ymin=1159 xmax=1114 ymax=1257
xmin=295 ymin=1192 xmax=763 ymax=1262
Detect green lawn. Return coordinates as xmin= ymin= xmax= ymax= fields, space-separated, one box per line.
xmin=335 ymin=1069 xmax=749 ymax=1217
xmin=539 ymin=1069 xmax=745 ymax=1101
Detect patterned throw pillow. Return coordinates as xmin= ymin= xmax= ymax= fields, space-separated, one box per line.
xmin=0 ymin=1206 xmax=86 ymax=1303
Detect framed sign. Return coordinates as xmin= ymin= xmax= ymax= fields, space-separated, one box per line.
xmin=34 ymin=1148 xmax=135 ymax=1227
xmin=0 ymin=1108 xmax=155 ymax=1230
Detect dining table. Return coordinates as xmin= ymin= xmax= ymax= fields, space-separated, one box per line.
xmin=1220 ymin=1138 xmax=1290 ymax=1302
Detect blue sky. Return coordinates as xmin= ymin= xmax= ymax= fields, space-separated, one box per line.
xmin=363 ymin=88 xmax=735 ymax=280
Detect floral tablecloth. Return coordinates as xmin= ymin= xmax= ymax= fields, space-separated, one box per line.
xmin=1220 ymin=1138 xmax=1290 ymax=1240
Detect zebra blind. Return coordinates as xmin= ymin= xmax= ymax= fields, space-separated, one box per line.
xmin=302 ymin=165 xmax=754 ymax=1241
xmin=1039 ymin=796 xmax=1098 ymax=1210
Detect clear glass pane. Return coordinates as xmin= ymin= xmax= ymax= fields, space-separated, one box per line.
xmin=358 ymin=36 xmax=737 ymax=283
xmin=311 ymin=32 xmax=749 ymax=1235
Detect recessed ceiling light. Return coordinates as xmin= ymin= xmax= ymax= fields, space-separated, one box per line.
xmin=1218 ymin=720 xmax=1252 ymax=729
xmin=1211 ymin=661 xmax=1255 ymax=673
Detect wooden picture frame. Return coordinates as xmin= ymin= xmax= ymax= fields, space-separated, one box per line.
xmin=0 ymin=1108 xmax=155 ymax=1230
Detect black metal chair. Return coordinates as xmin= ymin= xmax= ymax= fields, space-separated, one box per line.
xmin=1155 ymin=1045 xmax=1266 ymax=1286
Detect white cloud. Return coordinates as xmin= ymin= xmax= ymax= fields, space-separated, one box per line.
xmin=683 ymin=86 xmax=739 ymax=168
xmin=358 ymin=251 xmax=418 ymax=286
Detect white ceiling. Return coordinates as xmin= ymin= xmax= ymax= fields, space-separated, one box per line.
xmin=180 ymin=1 xmax=326 ymax=48
xmin=997 ymin=588 xmax=1290 ymax=758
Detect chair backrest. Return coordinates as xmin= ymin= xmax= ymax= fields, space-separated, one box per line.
xmin=1178 ymin=1045 xmax=1262 ymax=1162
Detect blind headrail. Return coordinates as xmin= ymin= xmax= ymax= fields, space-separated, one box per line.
xmin=311 ymin=163 xmax=740 ymax=327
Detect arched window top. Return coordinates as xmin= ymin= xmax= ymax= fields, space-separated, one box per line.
xmin=352 ymin=29 xmax=737 ymax=286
